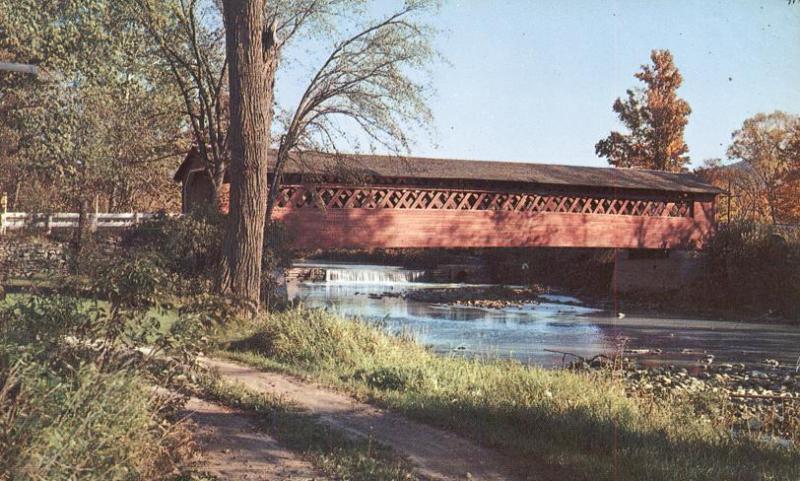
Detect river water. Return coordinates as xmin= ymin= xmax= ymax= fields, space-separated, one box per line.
xmin=288 ymin=262 xmax=800 ymax=368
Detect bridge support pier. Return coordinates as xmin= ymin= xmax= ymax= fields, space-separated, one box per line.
xmin=612 ymin=249 xmax=706 ymax=295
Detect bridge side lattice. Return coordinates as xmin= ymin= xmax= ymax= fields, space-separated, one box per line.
xmin=275 ymin=185 xmax=693 ymax=218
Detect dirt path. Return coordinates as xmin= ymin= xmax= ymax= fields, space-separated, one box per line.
xmin=182 ymin=396 xmax=321 ymax=481
xmin=203 ymin=357 xmax=544 ymax=481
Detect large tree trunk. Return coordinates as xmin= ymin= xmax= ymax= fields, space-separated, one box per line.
xmin=218 ymin=0 xmax=277 ymax=311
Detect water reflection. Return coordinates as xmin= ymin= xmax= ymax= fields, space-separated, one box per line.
xmin=289 ymin=263 xmax=800 ymax=368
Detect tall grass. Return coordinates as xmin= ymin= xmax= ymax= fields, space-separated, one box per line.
xmin=224 ymin=307 xmax=800 ymax=481
xmin=0 ymin=290 xmax=198 ymax=481
xmin=0 ymin=359 xmax=190 ymax=481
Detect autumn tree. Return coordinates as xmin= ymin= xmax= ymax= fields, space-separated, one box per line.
xmin=596 ymin=49 xmax=691 ymax=172
xmin=695 ymin=158 xmax=773 ymax=223
xmin=727 ymin=111 xmax=800 ymax=224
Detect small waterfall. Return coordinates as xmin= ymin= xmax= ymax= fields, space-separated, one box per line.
xmin=325 ymin=266 xmax=426 ymax=284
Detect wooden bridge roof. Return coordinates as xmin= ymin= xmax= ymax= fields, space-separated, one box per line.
xmin=175 ymin=149 xmax=722 ymax=195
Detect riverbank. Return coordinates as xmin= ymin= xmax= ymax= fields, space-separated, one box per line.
xmin=218 ymin=307 xmax=800 ymax=481
xmin=570 ymin=354 xmax=800 ymax=443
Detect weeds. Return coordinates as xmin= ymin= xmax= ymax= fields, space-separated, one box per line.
xmin=0 ymin=259 xmax=206 ymax=480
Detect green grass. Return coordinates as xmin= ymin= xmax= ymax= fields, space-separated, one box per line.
xmin=0 ymin=290 xmax=202 ymax=481
xmin=198 ymin=373 xmax=421 ymax=481
xmin=219 ymin=307 xmax=800 ymax=481
xmin=0 ymin=354 xmax=192 ymax=481
xmin=2 ymin=292 xmax=181 ymax=337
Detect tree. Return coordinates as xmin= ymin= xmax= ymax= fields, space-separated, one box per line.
xmin=265 ymin=1 xmax=436 ymax=222
xmin=216 ymin=0 xmax=278 ymax=310
xmin=727 ymin=111 xmax=800 ymax=224
xmin=596 ymin=49 xmax=691 ymax=172
xmin=0 ymin=0 xmax=186 ymax=212
xmin=134 ymin=0 xmax=230 ymax=207
xmin=216 ymin=0 xmax=437 ymax=309
xmin=695 ymin=158 xmax=773 ymax=223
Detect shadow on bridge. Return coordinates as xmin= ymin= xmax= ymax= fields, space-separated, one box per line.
xmin=275 ymin=204 xmax=711 ymax=251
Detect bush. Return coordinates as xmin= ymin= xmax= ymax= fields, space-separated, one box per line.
xmin=123 ymin=207 xmax=223 ymax=279
xmin=705 ymin=221 xmax=800 ymax=316
xmin=93 ymin=253 xmax=174 ymax=309
xmin=125 ymin=211 xmax=293 ymax=312
xmin=229 ymin=308 xmax=399 ymax=368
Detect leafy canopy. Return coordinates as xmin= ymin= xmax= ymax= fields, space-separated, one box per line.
xmin=0 ymin=0 xmax=187 ymax=211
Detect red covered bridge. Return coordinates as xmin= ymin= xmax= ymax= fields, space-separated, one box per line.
xmin=174 ymin=150 xmax=721 ymax=250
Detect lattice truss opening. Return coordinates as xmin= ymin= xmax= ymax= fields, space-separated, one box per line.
xmin=274 ymin=185 xmax=693 ymax=217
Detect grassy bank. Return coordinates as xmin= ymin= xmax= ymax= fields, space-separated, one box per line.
xmin=0 ymin=295 xmax=195 ymax=481
xmin=220 ymin=307 xmax=800 ymax=481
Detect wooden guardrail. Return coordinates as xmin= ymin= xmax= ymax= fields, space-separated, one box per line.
xmin=0 ymin=212 xmax=173 ymax=235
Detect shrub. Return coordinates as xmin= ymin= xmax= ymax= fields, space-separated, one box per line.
xmin=705 ymin=221 xmax=800 ymax=316
xmin=123 ymin=207 xmax=223 ymax=279
xmin=93 ymin=253 xmax=174 ymax=309
xmin=229 ymin=308 xmax=398 ymax=368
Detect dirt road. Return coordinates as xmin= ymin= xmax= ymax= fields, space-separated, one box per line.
xmin=202 ymin=357 xmax=543 ymax=481
xmin=182 ymin=396 xmax=322 ymax=480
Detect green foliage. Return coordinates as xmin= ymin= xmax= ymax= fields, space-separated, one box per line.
xmin=0 ymin=0 xmax=185 ymax=211
xmin=93 ymin=253 xmax=174 ymax=309
xmin=225 ymin=307 xmax=800 ymax=481
xmin=0 ymin=289 xmax=200 ymax=481
xmin=124 ymin=209 xmax=223 ymax=280
xmin=705 ymin=221 xmax=800 ymax=316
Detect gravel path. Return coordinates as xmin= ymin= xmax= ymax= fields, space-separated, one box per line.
xmin=202 ymin=357 xmax=552 ymax=481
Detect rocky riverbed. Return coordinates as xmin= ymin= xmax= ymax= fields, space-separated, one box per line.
xmin=396 ymin=285 xmax=547 ymax=308
xmin=572 ymin=355 xmax=800 ymax=444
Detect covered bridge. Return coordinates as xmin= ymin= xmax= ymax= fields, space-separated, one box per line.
xmin=174 ymin=149 xmax=721 ymax=250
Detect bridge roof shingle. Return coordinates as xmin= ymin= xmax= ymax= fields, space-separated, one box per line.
xmin=278 ymin=151 xmax=722 ymax=195
xmin=176 ymin=149 xmax=722 ymax=195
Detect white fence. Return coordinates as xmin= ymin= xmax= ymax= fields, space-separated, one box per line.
xmin=0 ymin=212 xmax=171 ymax=234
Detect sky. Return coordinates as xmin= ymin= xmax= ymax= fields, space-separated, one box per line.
xmin=277 ymin=1 xmax=800 ymax=169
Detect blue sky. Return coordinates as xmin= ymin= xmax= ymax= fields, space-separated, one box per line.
xmin=278 ymin=1 xmax=800 ymax=169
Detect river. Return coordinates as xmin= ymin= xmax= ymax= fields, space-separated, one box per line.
xmin=288 ymin=262 xmax=800 ymax=368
